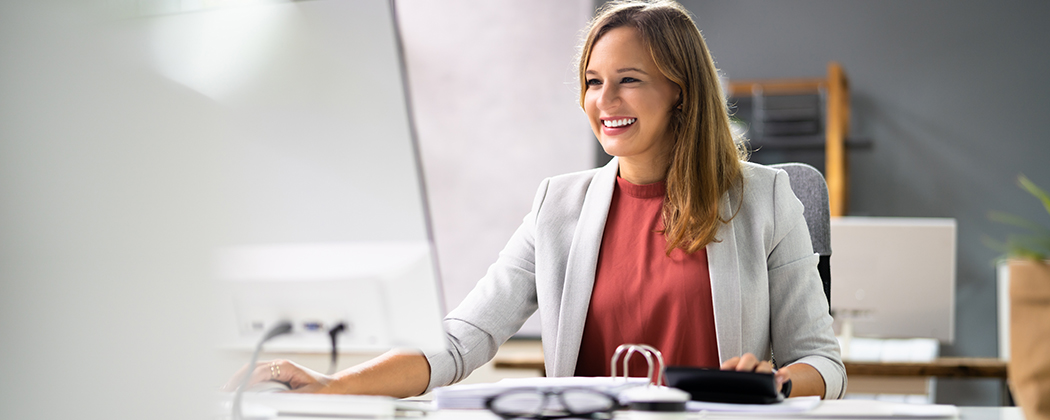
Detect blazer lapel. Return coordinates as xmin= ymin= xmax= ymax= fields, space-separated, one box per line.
xmin=551 ymin=158 xmax=618 ymax=376
xmin=707 ymin=189 xmax=742 ymax=363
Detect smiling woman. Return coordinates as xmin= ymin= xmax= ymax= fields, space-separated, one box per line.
xmin=233 ymin=0 xmax=845 ymax=402
xmin=577 ymin=0 xmax=744 ymax=256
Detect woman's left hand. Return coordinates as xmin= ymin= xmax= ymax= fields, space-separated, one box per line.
xmin=720 ymin=353 xmax=791 ymax=395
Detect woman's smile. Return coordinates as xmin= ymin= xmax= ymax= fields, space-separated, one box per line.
xmin=601 ymin=116 xmax=638 ymax=133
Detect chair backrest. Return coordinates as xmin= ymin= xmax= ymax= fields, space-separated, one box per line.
xmin=769 ymin=163 xmax=832 ymax=308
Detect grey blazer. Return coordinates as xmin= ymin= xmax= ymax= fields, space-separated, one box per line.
xmin=425 ymin=158 xmax=846 ymax=399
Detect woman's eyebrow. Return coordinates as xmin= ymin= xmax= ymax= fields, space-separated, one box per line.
xmin=585 ymin=67 xmax=649 ymax=75
xmin=617 ymin=67 xmax=648 ymax=75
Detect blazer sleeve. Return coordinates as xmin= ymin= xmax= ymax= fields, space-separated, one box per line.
xmin=422 ymin=178 xmax=550 ymax=393
xmin=766 ymin=169 xmax=847 ymax=399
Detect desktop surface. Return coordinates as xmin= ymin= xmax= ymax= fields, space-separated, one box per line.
xmin=236 ymin=385 xmax=1022 ymax=420
xmin=420 ymin=405 xmax=1021 ymax=420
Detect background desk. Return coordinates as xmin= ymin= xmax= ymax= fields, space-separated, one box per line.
xmin=844 ymin=358 xmax=1007 ymax=379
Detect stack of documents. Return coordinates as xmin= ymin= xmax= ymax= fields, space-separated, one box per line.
xmin=222 ymin=392 xmax=397 ymax=418
xmin=785 ymin=400 xmax=959 ymax=418
xmin=684 ymin=399 xmax=957 ymax=418
xmin=687 ymin=397 xmax=821 ymax=414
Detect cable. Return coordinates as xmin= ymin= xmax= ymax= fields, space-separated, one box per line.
xmin=327 ymin=322 xmax=347 ymax=375
xmin=232 ymin=320 xmax=293 ymax=420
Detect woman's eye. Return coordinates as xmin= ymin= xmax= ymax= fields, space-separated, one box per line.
xmin=586 ymin=78 xmax=602 ymax=86
xmin=621 ymin=77 xmax=639 ymax=83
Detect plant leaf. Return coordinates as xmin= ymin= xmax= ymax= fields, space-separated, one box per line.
xmin=981 ymin=236 xmax=1013 ymax=266
xmin=988 ymin=210 xmax=1050 ymax=234
xmin=1005 ymin=235 xmax=1050 ymax=261
xmin=981 ymin=235 xmax=1010 ymax=254
xmin=985 ymin=175 xmax=1050 ymax=261
xmin=1018 ymin=175 xmax=1050 ymax=219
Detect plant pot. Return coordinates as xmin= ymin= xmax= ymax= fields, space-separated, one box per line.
xmin=1009 ymin=259 xmax=1050 ymax=420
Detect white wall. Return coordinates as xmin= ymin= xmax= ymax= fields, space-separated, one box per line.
xmin=397 ymin=0 xmax=596 ymax=334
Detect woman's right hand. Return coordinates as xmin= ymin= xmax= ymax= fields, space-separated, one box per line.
xmin=222 ymin=359 xmax=335 ymax=393
xmin=221 ymin=351 xmax=431 ymax=398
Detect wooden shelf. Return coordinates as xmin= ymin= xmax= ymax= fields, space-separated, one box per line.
xmin=845 ymin=358 xmax=1007 ymax=379
xmin=728 ymin=62 xmax=851 ymax=217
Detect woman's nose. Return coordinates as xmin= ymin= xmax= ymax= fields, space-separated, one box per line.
xmin=596 ymin=84 xmax=620 ymax=110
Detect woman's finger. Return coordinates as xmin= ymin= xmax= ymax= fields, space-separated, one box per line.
xmin=222 ymin=361 xmax=264 ymax=391
xmin=773 ymin=368 xmax=792 ymax=394
xmin=221 ymin=363 xmax=249 ymax=391
xmin=721 ymin=353 xmax=779 ymax=373
xmin=263 ymin=360 xmax=287 ymax=383
xmin=221 ymin=359 xmax=290 ymax=391
xmin=720 ymin=356 xmax=741 ymax=370
xmin=734 ymin=353 xmax=759 ymax=371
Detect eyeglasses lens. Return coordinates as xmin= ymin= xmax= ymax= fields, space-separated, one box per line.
xmin=559 ymin=389 xmax=616 ymax=414
xmin=490 ymin=391 xmax=547 ymax=418
xmin=489 ymin=389 xmax=616 ymax=419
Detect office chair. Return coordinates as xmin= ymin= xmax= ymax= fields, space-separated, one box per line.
xmin=769 ymin=163 xmax=832 ymax=309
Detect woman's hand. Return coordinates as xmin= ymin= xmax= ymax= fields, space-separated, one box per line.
xmin=719 ymin=353 xmax=791 ymax=395
xmin=222 ymin=359 xmax=337 ymax=393
xmin=220 ymin=351 xmax=431 ymax=398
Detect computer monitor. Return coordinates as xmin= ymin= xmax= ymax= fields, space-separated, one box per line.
xmin=1 ymin=1 xmax=446 ymax=417
xmin=142 ymin=0 xmax=447 ymax=353
xmin=830 ymin=217 xmax=956 ymax=344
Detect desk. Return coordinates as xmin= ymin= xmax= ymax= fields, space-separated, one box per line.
xmin=420 ymin=406 xmax=1024 ymax=420
xmin=843 ymin=358 xmax=1011 ymax=406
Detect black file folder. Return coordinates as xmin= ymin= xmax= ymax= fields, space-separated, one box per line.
xmin=665 ymin=366 xmax=782 ymax=404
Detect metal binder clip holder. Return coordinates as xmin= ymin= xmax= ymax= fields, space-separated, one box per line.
xmin=611 ymin=344 xmax=689 ymax=415
xmin=611 ymin=344 xmax=665 ymax=385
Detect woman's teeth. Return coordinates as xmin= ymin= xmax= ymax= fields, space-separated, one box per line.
xmin=603 ymin=118 xmax=636 ymax=128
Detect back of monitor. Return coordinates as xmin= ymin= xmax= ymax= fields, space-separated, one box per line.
xmin=830 ymin=217 xmax=956 ymax=343
xmin=140 ymin=0 xmax=447 ymax=353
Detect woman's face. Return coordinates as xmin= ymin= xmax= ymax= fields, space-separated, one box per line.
xmin=584 ymin=26 xmax=680 ymax=169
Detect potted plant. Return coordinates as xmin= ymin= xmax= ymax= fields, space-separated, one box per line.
xmin=989 ymin=175 xmax=1050 ymax=420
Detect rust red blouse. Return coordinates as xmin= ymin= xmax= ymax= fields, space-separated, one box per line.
xmin=575 ymin=176 xmax=720 ymax=377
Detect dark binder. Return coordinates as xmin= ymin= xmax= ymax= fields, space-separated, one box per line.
xmin=665 ymin=366 xmax=782 ymax=404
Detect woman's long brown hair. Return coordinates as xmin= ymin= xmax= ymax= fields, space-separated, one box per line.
xmin=578 ymin=0 xmax=746 ymax=254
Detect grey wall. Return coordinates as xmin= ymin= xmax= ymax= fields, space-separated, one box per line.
xmin=678 ymin=0 xmax=1050 ymax=405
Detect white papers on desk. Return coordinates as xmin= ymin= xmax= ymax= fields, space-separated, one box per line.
xmin=433 ymin=376 xmax=648 ymax=409
xmin=228 ymin=392 xmax=396 ymax=418
xmin=696 ymin=399 xmax=957 ymax=418
xmin=687 ymin=396 xmax=821 ymax=413
xmin=787 ymin=400 xmax=959 ymax=418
